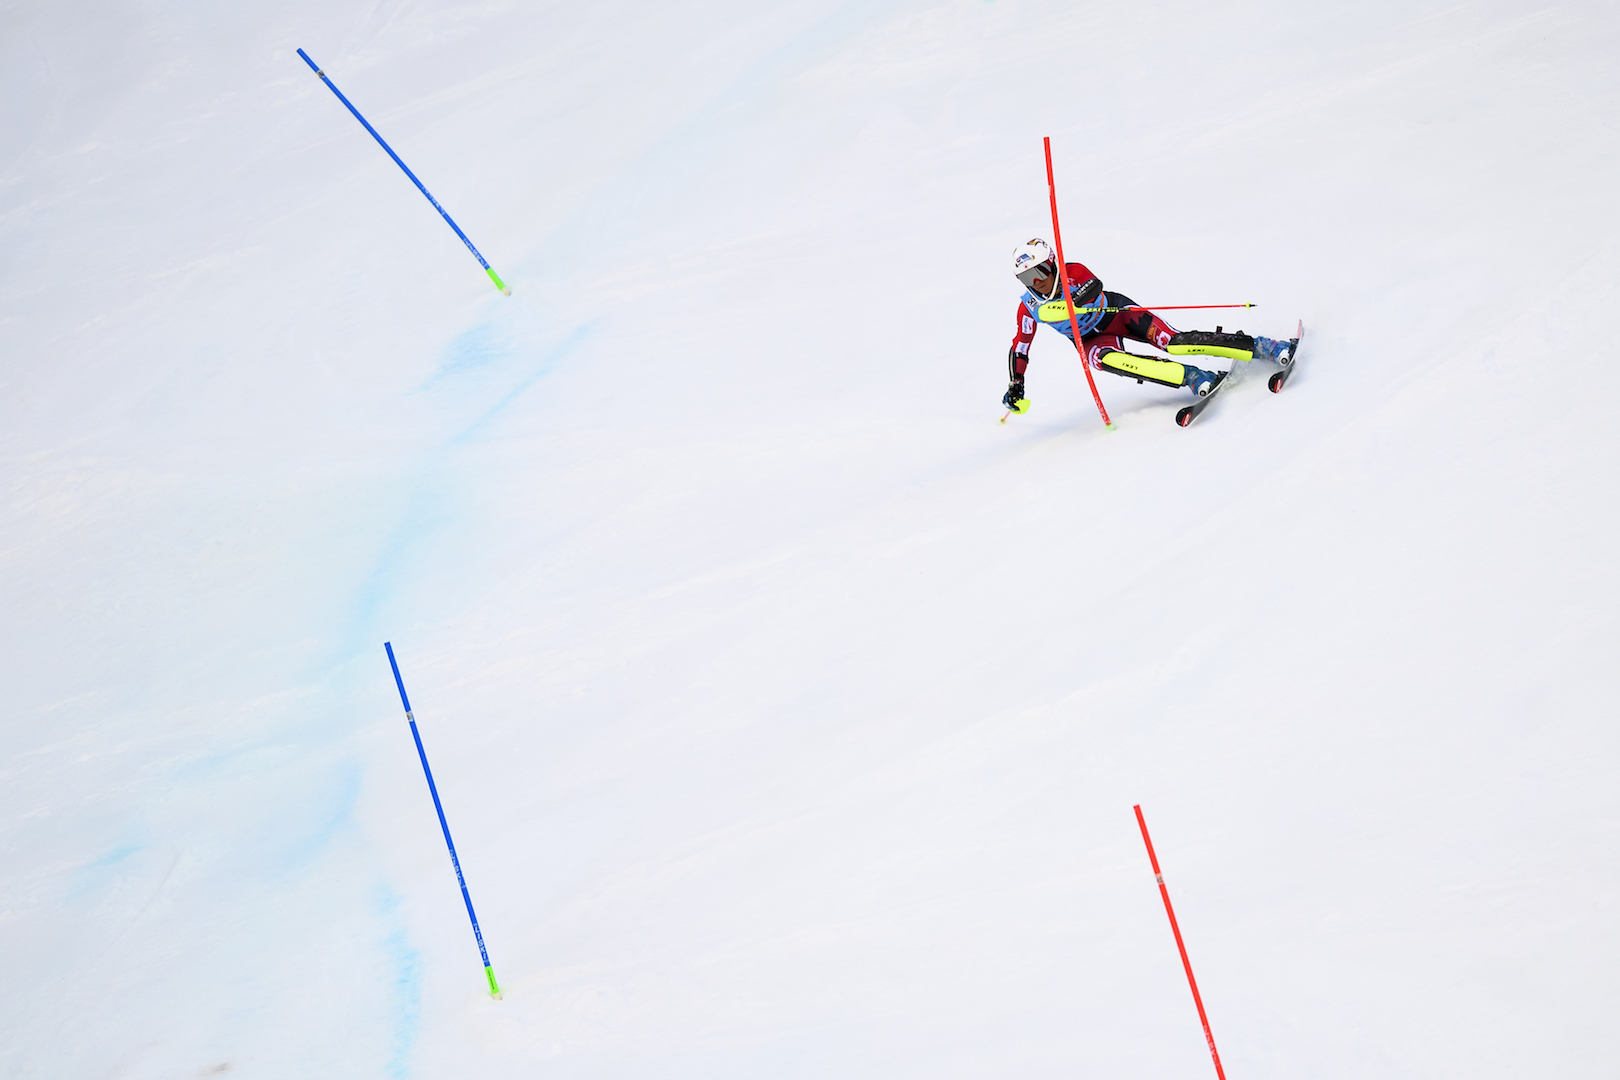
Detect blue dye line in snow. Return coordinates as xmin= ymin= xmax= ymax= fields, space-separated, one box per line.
xmin=385 ymin=926 xmax=422 ymax=1077
xmin=350 ymin=480 xmax=454 ymax=640
xmin=351 ymin=338 xmax=589 ymax=631
xmin=354 ymin=319 xmax=596 ymax=644
xmin=90 ymin=844 xmax=141 ymax=868
xmin=274 ymin=760 xmax=362 ymax=876
xmin=374 ymin=886 xmax=422 ymax=1078
xmin=67 ymin=842 xmax=146 ymax=900
xmin=424 ymin=323 xmax=506 ymax=385
xmin=450 ymin=320 xmax=596 ymax=443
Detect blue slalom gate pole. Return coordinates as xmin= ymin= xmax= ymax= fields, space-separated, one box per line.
xmin=298 ymin=48 xmax=511 ymax=296
xmin=384 ymin=642 xmax=503 ymax=998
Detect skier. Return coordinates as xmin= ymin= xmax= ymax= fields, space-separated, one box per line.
xmin=1002 ymin=238 xmax=1294 ymax=414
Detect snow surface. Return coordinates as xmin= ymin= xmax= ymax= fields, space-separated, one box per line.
xmin=3 ymin=0 xmax=1619 ymax=1076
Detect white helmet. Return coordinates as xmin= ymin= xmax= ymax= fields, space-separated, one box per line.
xmin=1012 ymin=238 xmax=1059 ymax=299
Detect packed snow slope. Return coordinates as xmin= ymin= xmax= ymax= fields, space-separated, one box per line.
xmin=4 ymin=0 xmax=1618 ymax=1076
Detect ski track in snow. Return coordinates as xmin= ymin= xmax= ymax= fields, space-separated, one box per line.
xmin=2 ymin=0 xmax=1618 ymax=1077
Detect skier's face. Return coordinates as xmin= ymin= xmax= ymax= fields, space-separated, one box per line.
xmin=1016 ymin=257 xmax=1058 ymax=297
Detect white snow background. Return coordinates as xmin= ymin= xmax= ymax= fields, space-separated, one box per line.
xmin=3 ymin=0 xmax=1618 ymax=1076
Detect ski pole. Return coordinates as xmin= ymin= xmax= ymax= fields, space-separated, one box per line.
xmin=1115 ymin=303 xmax=1257 ymax=312
xmin=1043 ymin=137 xmax=1114 ymax=431
xmin=1134 ymin=805 xmax=1225 ymax=1080
xmin=1034 ymin=300 xmax=1258 ymax=323
xmin=297 ymin=49 xmax=511 ymax=296
xmin=384 ymin=642 xmax=503 ymax=999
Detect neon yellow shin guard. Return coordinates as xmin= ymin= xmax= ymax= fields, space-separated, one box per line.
xmin=1166 ymin=330 xmax=1255 ymax=362
xmin=1097 ymin=349 xmax=1186 ymax=390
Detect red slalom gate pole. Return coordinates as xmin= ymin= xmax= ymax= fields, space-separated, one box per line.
xmin=1134 ymin=804 xmax=1228 ymax=1080
xmin=1043 ymin=137 xmax=1114 ymax=431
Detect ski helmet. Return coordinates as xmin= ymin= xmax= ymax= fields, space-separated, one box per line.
xmin=1012 ymin=238 xmax=1059 ymax=299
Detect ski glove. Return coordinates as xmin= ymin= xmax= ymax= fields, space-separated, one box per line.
xmin=1002 ymin=378 xmax=1028 ymax=412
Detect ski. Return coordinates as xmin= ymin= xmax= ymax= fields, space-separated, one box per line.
xmin=1174 ymin=369 xmax=1230 ymax=428
xmin=1267 ymin=320 xmax=1305 ymax=393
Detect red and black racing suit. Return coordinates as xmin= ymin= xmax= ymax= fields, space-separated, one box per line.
xmin=1008 ymin=261 xmax=1178 ymax=380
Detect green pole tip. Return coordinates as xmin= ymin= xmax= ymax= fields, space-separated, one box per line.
xmin=485 ymin=965 xmax=502 ymax=998
xmin=486 ymin=267 xmax=510 ymax=295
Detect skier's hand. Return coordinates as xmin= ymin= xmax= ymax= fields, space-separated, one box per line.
xmin=1002 ymin=379 xmax=1029 ymax=413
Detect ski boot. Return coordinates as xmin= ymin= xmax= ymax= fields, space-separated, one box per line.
xmin=1265 ymin=321 xmax=1305 ymax=392
xmin=1182 ymin=364 xmax=1220 ymax=397
xmin=1253 ymin=335 xmax=1295 ymax=366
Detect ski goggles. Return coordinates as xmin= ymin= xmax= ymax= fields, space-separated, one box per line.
xmin=1015 ymin=258 xmax=1058 ymax=291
